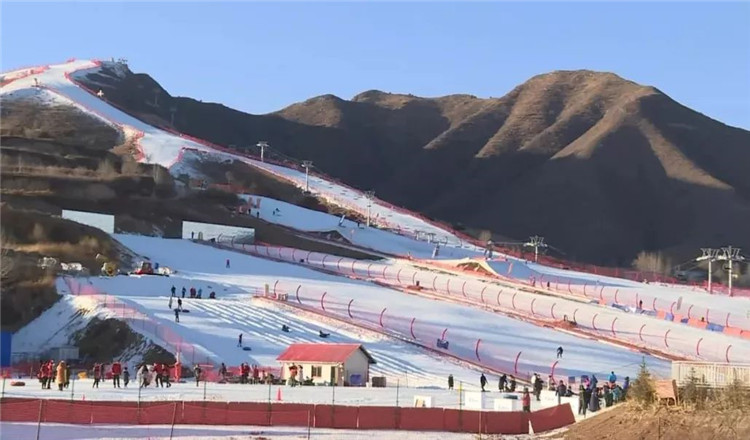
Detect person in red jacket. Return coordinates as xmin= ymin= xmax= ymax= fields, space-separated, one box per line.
xmin=111 ymin=361 xmax=122 ymax=388
xmin=522 ymin=387 xmax=531 ymax=412
xmin=93 ymin=363 xmax=102 ymax=388
xmin=174 ymin=360 xmax=182 ymax=383
xmin=154 ymin=363 xmax=163 ymax=387
xmin=252 ymin=365 xmax=259 ymax=384
xmin=40 ymin=361 xmax=50 ymax=389
xmin=47 ymin=360 xmax=55 ymax=389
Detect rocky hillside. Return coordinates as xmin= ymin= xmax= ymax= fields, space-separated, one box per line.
xmin=77 ymin=65 xmax=750 ymax=266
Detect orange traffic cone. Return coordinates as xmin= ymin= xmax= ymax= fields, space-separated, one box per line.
xmin=276 ymin=388 xmax=282 ymax=402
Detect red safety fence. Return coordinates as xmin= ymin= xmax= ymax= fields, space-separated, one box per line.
xmin=528 ymin=402 xmax=576 ymax=433
xmin=0 ymin=398 xmax=572 ymax=434
xmin=0 ymin=66 xmax=50 ymax=87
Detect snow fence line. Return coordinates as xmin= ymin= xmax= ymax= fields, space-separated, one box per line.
xmin=0 ymin=398 xmax=575 ymax=435
xmin=217 ymin=240 xmax=747 ymax=365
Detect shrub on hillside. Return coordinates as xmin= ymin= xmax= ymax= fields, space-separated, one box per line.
xmin=630 ymin=358 xmax=657 ymax=407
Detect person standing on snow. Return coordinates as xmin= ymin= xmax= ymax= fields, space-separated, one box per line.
xmin=556 ymin=380 xmax=567 ymax=405
xmin=56 ymin=361 xmax=66 ymax=391
xmin=111 ymin=361 xmax=122 ymax=388
xmin=92 ymin=363 xmax=102 ymax=388
xmin=533 ymin=374 xmax=543 ymax=401
xmin=499 ymin=374 xmax=507 ymax=392
xmin=123 ymin=367 xmax=130 ymax=387
xmin=522 ymin=387 xmax=531 ymax=412
xmin=194 ymin=364 xmax=202 ymax=387
xmin=238 ymin=333 xmax=243 ymax=347
xmin=174 ymin=308 xmax=180 ymax=322
xmin=171 ymin=285 xmax=176 ymax=296
xmin=154 ymin=363 xmax=163 ymax=387
xmin=219 ymin=363 xmax=228 ymax=381
xmin=181 ymin=287 xmax=186 ymax=298
xmin=226 ymin=259 xmax=231 ymax=269
xmin=177 ymin=298 xmax=183 ymax=311
xmin=508 ymin=375 xmax=517 ymax=392
xmin=448 ymin=374 xmax=454 ymax=390
xmin=64 ymin=363 xmax=71 ymax=389
xmin=480 ymin=373 xmax=487 ymax=392
xmin=556 ymin=346 xmax=564 ymax=358
xmin=578 ymin=385 xmax=587 ymax=415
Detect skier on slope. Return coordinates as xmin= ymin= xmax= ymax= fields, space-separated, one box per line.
xmin=238 ymin=333 xmax=243 ymax=347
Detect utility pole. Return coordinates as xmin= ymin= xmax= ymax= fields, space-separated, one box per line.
xmin=257 ymin=141 xmax=269 ymax=162
xmin=301 ymin=161 xmax=313 ymax=193
xmin=717 ymin=246 xmax=745 ymax=297
xmin=365 ymin=191 xmax=375 ymax=227
xmin=696 ymin=248 xmax=720 ymax=293
xmin=524 ymin=236 xmax=547 ymax=263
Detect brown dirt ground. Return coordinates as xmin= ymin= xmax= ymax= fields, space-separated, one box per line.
xmin=559 ymin=403 xmax=750 ymax=440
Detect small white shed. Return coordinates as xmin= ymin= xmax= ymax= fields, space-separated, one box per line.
xmin=276 ymin=343 xmax=376 ymax=387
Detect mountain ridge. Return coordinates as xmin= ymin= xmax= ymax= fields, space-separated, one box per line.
xmin=73 ymin=62 xmax=750 ymax=265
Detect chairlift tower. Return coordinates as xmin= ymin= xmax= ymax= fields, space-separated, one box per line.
xmin=696 ymin=248 xmax=720 ymax=293
xmin=365 ymin=191 xmax=375 ymax=227
xmin=257 ymin=141 xmax=269 ymax=162
xmin=524 ymin=236 xmax=547 ymax=263
xmin=717 ymin=246 xmax=745 ymax=297
xmin=301 ymin=161 xmax=313 ymax=193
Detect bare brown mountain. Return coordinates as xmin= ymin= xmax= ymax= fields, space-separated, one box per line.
xmin=78 ymin=65 xmax=750 ymax=266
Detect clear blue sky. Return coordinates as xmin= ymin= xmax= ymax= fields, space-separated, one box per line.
xmin=2 ymin=1 xmax=749 ymax=129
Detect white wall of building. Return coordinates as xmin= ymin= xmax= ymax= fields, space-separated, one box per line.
xmin=61 ymin=210 xmax=115 ymax=233
xmin=343 ymin=350 xmax=370 ymax=385
xmin=280 ymin=350 xmax=371 ymax=386
xmin=182 ymin=221 xmax=255 ymax=243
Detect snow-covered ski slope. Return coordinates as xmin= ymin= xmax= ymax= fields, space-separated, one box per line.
xmin=236 ymin=195 xmax=750 ymax=334
xmin=218 ymin=240 xmax=750 ymax=364
xmin=241 ymin=195 xmax=477 ymax=259
xmin=70 ymin=235 xmax=671 ymax=383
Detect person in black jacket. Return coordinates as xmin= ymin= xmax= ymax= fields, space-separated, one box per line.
xmin=499 ymin=374 xmax=508 ymax=392
xmin=448 ymin=374 xmax=454 ymax=390
xmin=480 ymin=373 xmax=487 ymax=392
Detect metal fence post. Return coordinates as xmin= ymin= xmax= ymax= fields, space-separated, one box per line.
xmin=35 ymin=400 xmax=44 ymax=440
xmin=169 ymin=402 xmax=178 ymax=440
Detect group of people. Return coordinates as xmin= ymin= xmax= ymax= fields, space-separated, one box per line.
xmin=171 ymin=285 xmax=217 ymax=301
xmin=170 ymin=285 xmax=217 ymax=322
xmin=577 ymin=372 xmax=629 ymax=415
xmin=450 ymin=368 xmax=628 ymax=414
xmin=37 ymin=360 xmax=70 ymax=391
xmin=137 ymin=362 xmax=176 ymax=388
xmin=218 ymin=361 xmax=274 ymax=384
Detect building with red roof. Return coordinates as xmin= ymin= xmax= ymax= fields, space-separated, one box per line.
xmin=276 ymin=343 xmax=376 ymax=387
